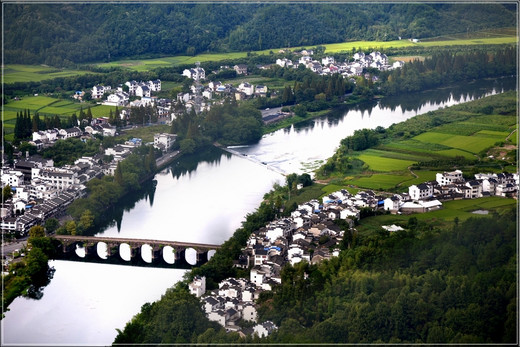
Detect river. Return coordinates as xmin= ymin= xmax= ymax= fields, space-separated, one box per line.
xmin=1 ymin=77 xmax=515 ymax=346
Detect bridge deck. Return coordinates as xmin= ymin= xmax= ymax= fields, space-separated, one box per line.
xmin=51 ymin=235 xmax=221 ymax=249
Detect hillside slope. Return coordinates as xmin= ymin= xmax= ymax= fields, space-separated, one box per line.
xmin=4 ymin=3 xmax=516 ymax=66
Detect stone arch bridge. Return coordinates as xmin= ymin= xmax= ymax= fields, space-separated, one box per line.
xmin=51 ymin=235 xmax=221 ymax=269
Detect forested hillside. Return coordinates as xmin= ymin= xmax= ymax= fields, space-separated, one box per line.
xmin=4 ymin=3 xmax=515 ymax=66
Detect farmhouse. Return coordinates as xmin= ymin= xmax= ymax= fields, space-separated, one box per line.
xmin=153 ymin=133 xmax=177 ymax=151
xmin=183 ymin=66 xmax=205 ymax=80
xmin=91 ymin=85 xmax=111 ymax=99
xmin=234 ymin=64 xmax=248 ymax=75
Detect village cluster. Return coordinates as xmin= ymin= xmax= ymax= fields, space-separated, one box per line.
xmin=75 ymin=50 xmax=404 ymax=122
xmin=275 ymin=50 xmax=404 ymax=76
xmin=189 ymin=169 xmax=518 ymax=337
xmin=1 ymin=129 xmax=177 ymax=235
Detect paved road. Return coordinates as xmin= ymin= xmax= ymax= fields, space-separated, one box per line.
xmin=260 ymin=107 xmax=283 ymax=119
xmin=2 ymin=239 xmax=27 ymax=258
xmin=156 ymin=150 xmax=181 ymax=168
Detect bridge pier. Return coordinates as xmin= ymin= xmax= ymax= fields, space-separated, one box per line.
xmin=84 ymin=243 xmax=98 ymax=259
xmin=130 ymin=245 xmax=141 ymax=264
xmin=175 ymin=248 xmax=188 ymax=267
xmin=152 ymin=246 xmax=163 ymax=265
xmin=196 ymin=250 xmax=209 ymax=265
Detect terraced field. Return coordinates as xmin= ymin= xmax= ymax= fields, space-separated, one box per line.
xmin=343 ymin=94 xmax=516 ymax=191
xmin=2 ymin=95 xmax=118 ymax=140
xmin=4 ymin=64 xmax=95 ymax=84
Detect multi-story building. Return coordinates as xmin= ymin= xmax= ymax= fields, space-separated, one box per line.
xmin=153 ymin=133 xmax=177 ymax=151
xmin=436 ymin=170 xmax=464 ymax=186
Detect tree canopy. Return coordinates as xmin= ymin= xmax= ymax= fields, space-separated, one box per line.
xmin=4 ymin=3 xmax=515 ymax=66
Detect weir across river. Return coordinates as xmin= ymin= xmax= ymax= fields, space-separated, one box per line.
xmin=51 ymin=235 xmax=221 ymax=269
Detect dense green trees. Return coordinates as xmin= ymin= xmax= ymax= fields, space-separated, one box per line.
xmin=379 ymin=47 xmax=516 ymax=96
xmin=2 ymin=225 xmax=60 ymax=315
xmin=65 ymin=146 xmax=158 ymax=234
xmin=171 ymin=102 xmax=263 ymax=150
xmin=113 ymin=194 xmax=516 ymax=343
xmin=4 ymin=4 xmax=515 ymax=66
xmin=42 ymin=137 xmax=101 ymax=167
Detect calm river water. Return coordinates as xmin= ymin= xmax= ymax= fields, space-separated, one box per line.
xmin=1 ymin=77 xmax=515 ymax=346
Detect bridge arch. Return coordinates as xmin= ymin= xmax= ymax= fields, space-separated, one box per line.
xmin=162 ymin=246 xmax=176 ymax=264
xmin=185 ymin=248 xmax=197 ymax=265
xmin=119 ymin=243 xmax=131 ymax=261
xmin=97 ymin=242 xmax=108 ymax=260
xmin=141 ymin=244 xmax=153 ymax=263
xmin=74 ymin=242 xmax=86 ymax=258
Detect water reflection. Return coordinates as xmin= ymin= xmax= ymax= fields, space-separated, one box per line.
xmin=379 ymin=77 xmax=515 ymax=112
xmin=168 ymin=146 xmax=231 ymax=179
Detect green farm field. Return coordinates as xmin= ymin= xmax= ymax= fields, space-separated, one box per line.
xmin=3 ymin=64 xmax=96 ymax=84
xmin=97 ymin=52 xmax=248 ymax=72
xmin=357 ymin=153 xmax=416 ymax=172
xmin=94 ymin=34 xmax=516 ymax=72
xmin=2 ymin=95 xmax=117 ymax=122
xmin=412 ymin=132 xmax=502 ymax=153
xmin=4 ymin=31 xmax=516 ymax=83
xmin=342 ymin=93 xmax=516 ymax=191
xmin=348 ymin=173 xmax=413 ymax=190
xmin=357 ymin=196 xmax=517 ymax=234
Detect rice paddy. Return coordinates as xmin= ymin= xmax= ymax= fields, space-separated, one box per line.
xmin=2 ymin=95 xmax=117 ymax=125
xmin=341 ymin=93 xmax=517 ymax=192
xmin=3 ymin=64 xmax=96 ymax=84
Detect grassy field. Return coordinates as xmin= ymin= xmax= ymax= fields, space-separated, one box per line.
xmin=97 ymin=52 xmax=248 ymax=72
xmin=357 ymin=196 xmax=517 ymax=233
xmin=412 ymin=132 xmax=502 ymax=154
xmin=120 ymin=124 xmax=171 ymax=142
xmin=4 ymin=96 xmax=97 ymax=118
xmin=348 ymin=173 xmax=413 ymax=190
xmin=346 ymin=170 xmax=439 ymax=191
xmin=2 ymin=95 xmax=119 ymax=141
xmin=3 ymin=64 xmax=96 ymax=84
xmin=357 ymin=152 xmax=416 ymax=172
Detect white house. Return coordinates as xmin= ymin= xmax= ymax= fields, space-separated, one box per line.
xmin=384 ymin=195 xmax=401 ymax=212
xmin=253 ymin=321 xmax=277 ymax=338
xmin=242 ymin=303 xmax=258 ymax=322
xmin=189 ymin=276 xmax=206 ymax=297
xmin=105 ymin=92 xmax=129 ymax=106
xmin=208 ymin=310 xmax=227 ymax=327
xmin=153 ymin=133 xmax=177 ymax=151
xmin=250 ymin=264 xmax=271 ymax=286
xmin=58 ymin=127 xmax=82 ymax=139
xmin=276 ymin=58 xmax=293 ymax=68
xmin=234 ymin=64 xmax=248 ymax=75
xmin=91 ymin=85 xmax=111 ymax=99
xmin=339 ymin=206 xmax=360 ymax=220
xmin=321 ymin=56 xmax=335 ymax=65
xmin=183 ymin=67 xmax=205 ymax=80
xmin=255 ymin=85 xmax=268 ymax=96
xmin=148 ymin=79 xmax=161 ymax=92
xmin=391 ymin=61 xmax=405 ymax=69
xmin=409 ymin=183 xmax=433 ymax=201
xmin=238 ymin=82 xmax=255 ymax=96
xmin=136 ymin=85 xmax=151 ymax=97
xmin=465 ymin=180 xmax=482 ymax=199
xmin=1 ymin=170 xmax=24 ymax=187
xmin=436 ymin=170 xmax=463 ymax=186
